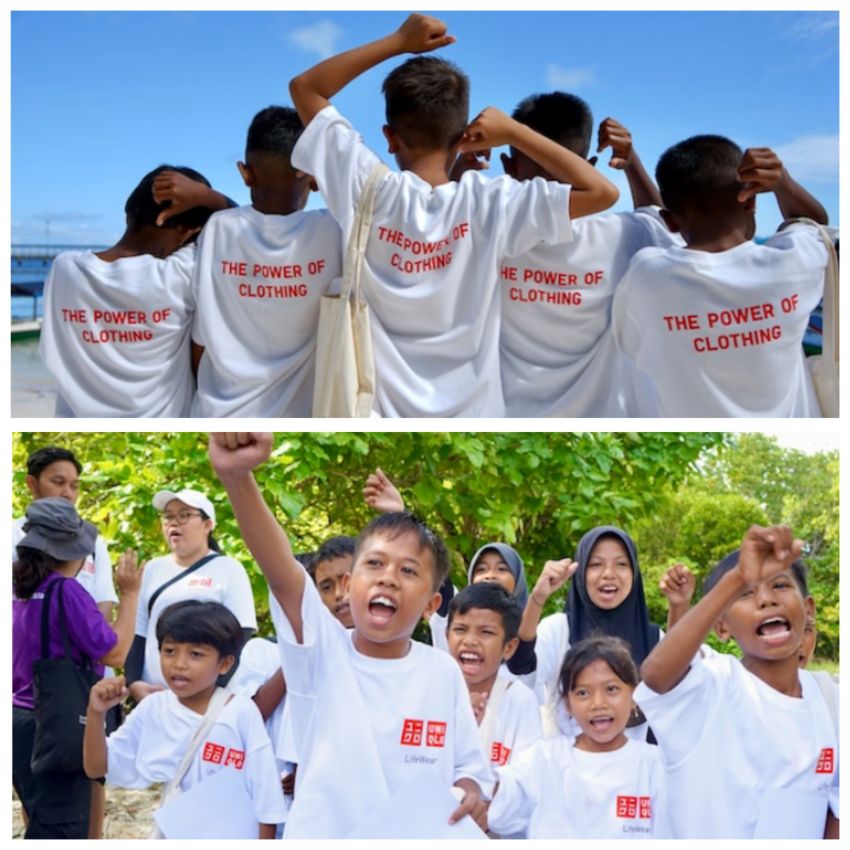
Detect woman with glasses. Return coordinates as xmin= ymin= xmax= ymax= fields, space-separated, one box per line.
xmin=124 ymin=488 xmax=257 ymax=704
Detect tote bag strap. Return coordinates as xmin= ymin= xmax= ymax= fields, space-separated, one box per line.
xmin=39 ymin=578 xmax=94 ymax=671
xmin=339 ymin=163 xmax=390 ymax=304
xmin=783 ymin=218 xmax=839 ymax=366
xmin=148 ymin=553 xmax=221 ymax=617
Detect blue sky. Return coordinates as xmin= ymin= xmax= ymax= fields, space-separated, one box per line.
xmin=11 ymin=9 xmax=839 ymax=246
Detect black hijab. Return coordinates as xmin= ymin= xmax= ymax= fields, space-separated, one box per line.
xmin=564 ymin=525 xmax=661 ymax=668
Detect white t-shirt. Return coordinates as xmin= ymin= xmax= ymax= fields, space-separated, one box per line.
xmin=635 ymin=653 xmax=839 ymax=838
xmin=105 ymin=688 xmax=287 ymax=826
xmin=135 ymin=553 xmax=257 ymax=687
xmin=190 ymin=206 xmax=342 ymax=417
xmin=500 ymin=208 xmax=681 ymax=417
xmin=39 ymin=246 xmax=197 ymax=417
xmin=489 ymin=736 xmax=670 ymax=838
xmin=611 ymin=223 xmax=828 ymax=417
xmin=291 ymin=105 xmax=573 ymax=418
xmin=271 ymin=578 xmax=490 ymax=838
xmin=12 ymin=515 xmax=118 ymax=604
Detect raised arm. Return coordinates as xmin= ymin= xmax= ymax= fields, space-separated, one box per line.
xmin=84 ymin=676 xmax=129 ymax=778
xmin=517 ymin=558 xmax=577 ymax=642
xmin=152 ymin=171 xmax=233 ymax=227
xmin=658 ymin=562 xmax=696 ymax=632
xmin=596 ymin=117 xmax=663 ymax=209
xmin=99 ymin=550 xmax=144 ymax=668
xmin=363 ymin=468 xmax=405 ymax=513
xmin=289 ymin=13 xmax=456 ymax=127
xmin=459 ymin=109 xmax=619 ymax=219
xmin=208 ymin=433 xmax=306 ymax=642
xmin=641 ymin=525 xmax=802 ymax=694
xmin=737 ymin=148 xmax=828 ymax=224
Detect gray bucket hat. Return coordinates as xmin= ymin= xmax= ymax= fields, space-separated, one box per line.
xmin=18 ymin=497 xmax=97 ymax=561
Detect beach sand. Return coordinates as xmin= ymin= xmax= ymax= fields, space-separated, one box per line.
xmin=11 ymin=338 xmax=55 ymax=418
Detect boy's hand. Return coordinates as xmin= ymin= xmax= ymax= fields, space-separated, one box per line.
xmin=597 ymin=117 xmax=635 ymax=170
xmin=115 ymin=549 xmax=145 ymax=596
xmin=89 ymin=676 xmax=129 ymax=715
xmin=152 ymin=171 xmax=210 ymax=227
xmin=737 ymin=525 xmax=803 ymax=587
xmin=449 ymin=150 xmax=490 ymax=181
xmin=208 ymin=433 xmax=273 ymax=478
xmin=530 ymin=558 xmax=578 ymax=605
xmin=458 ymin=108 xmax=518 ymax=153
xmin=737 ymin=147 xmax=784 ymax=203
xmin=363 ymin=468 xmax=405 ymax=513
xmin=449 ymin=781 xmax=487 ymax=831
xmin=659 ymin=563 xmax=695 ymax=607
xmin=396 ymin=13 xmax=455 ymax=54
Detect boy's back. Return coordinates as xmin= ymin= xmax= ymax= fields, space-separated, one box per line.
xmin=501 ymin=210 xmax=677 ymax=417
xmin=271 ymin=574 xmax=488 ymax=838
xmin=293 ymin=106 xmax=572 ymax=417
xmin=40 ymin=247 xmax=196 ymax=417
xmin=635 ymin=652 xmax=838 ymax=838
xmin=611 ymin=223 xmax=827 ymax=417
xmin=191 ymin=205 xmax=341 ymax=417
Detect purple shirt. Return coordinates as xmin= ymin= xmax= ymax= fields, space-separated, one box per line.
xmin=12 ymin=573 xmax=117 ymax=710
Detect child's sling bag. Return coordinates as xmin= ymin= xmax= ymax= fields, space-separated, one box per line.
xmin=787 ymin=218 xmax=839 ymax=417
xmin=312 ymin=162 xmax=389 ymax=418
xmin=148 ymin=685 xmax=234 ymax=839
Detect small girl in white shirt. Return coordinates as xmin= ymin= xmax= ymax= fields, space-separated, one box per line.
xmin=486 ymin=635 xmax=670 ymax=838
xmin=83 ymin=600 xmax=287 ymax=838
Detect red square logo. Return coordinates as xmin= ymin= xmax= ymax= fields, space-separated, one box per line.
xmin=639 ymin=797 xmax=652 ymax=819
xmin=224 ymin=748 xmax=245 ymax=770
xmin=426 ymin=721 xmax=447 ymax=748
xmin=490 ymin=742 xmax=512 ymax=766
xmin=816 ymin=748 xmax=835 ymax=774
xmin=400 ymin=718 xmax=424 ymax=746
xmin=202 ymin=742 xmax=225 ymax=764
xmin=616 ymin=796 xmax=637 ymax=819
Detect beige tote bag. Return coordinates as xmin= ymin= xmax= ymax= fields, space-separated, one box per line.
xmin=788 ymin=218 xmax=839 ymax=417
xmin=312 ymin=163 xmax=389 ymax=418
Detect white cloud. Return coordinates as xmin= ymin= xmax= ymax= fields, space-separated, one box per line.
xmin=287 ymin=20 xmax=342 ymax=60
xmin=783 ymin=13 xmax=838 ymax=42
xmin=772 ymin=134 xmax=838 ymax=184
xmin=545 ymin=63 xmax=595 ymax=91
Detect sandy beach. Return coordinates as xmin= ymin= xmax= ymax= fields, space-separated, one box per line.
xmin=11 ymin=338 xmax=55 ymax=418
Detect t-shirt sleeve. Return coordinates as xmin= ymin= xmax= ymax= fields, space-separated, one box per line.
xmin=63 ymin=581 xmax=117 ymax=661
xmin=450 ymin=663 xmax=492 ymax=796
xmin=190 ymin=226 xmax=212 ymax=346
xmin=632 ymin=206 xmax=682 ymax=250
xmin=487 ymin=744 xmax=541 ymax=835
xmin=105 ymin=698 xmax=151 ymax=788
xmin=520 ymin=613 xmax=566 ymax=704
xmin=166 ymin=244 xmax=198 ymax=312
xmin=231 ymin=640 xmax=278 ymax=699
xmin=648 ymin=746 xmax=673 ymax=838
xmin=508 ymin=684 xmax=544 ymax=757
xmin=494 ymin=175 xmax=572 ymax=259
xmin=239 ymin=700 xmax=288 ymax=824
xmin=290 ymin=105 xmax=382 ymax=236
xmin=92 ymin=535 xmax=118 ymax=604
xmin=134 ymin=559 xmax=156 ymax=638
xmin=771 ymin=222 xmax=830 ymax=273
xmin=221 ymin=558 xmax=258 ymax=630
xmin=634 ymin=653 xmax=726 ymax=768
xmin=610 ymin=256 xmax=648 ymax=358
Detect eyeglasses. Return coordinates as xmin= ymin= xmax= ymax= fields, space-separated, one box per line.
xmin=160 ymin=510 xmax=203 ymax=526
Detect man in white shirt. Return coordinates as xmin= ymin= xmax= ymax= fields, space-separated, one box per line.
xmin=289 ymin=13 xmax=618 ymax=417
xmin=611 ymin=136 xmax=829 ymax=417
xmin=191 ymin=106 xmax=342 ymax=417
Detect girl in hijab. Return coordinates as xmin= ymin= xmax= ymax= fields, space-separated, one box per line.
xmin=516 ymin=526 xmax=662 ymax=738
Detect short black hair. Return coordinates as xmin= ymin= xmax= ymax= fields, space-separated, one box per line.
xmin=125 ymin=165 xmax=213 ymax=231
xmin=355 ymin=511 xmax=449 ymax=592
xmin=156 ymin=600 xmax=244 ymax=661
xmin=309 ymin=535 xmax=356 ymax=580
xmin=512 ymin=91 xmax=593 ymax=158
xmin=382 ymin=56 xmax=469 ymax=151
xmin=447 ymin=582 xmax=521 ymax=642
xmin=559 ymin=635 xmax=639 ymax=697
xmin=656 ymin=134 xmax=743 ymax=215
xmin=26 ymin=446 xmax=82 ymax=478
xmin=702 ymin=549 xmax=809 ymax=598
xmin=245 ymin=106 xmax=304 ymax=160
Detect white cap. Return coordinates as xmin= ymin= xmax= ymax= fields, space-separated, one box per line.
xmin=152 ymin=489 xmax=216 ymax=529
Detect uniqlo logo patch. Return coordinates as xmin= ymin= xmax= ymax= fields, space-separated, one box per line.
xmin=616 ymin=796 xmax=638 ymax=819
xmin=426 ymin=721 xmax=446 ymax=748
xmin=639 ymin=797 xmax=652 ymax=819
xmin=224 ymin=748 xmax=245 ymax=770
xmin=490 ymin=742 xmax=512 ymax=766
xmin=202 ymin=742 xmax=225 ymax=764
xmin=188 ymin=577 xmax=213 ymax=588
xmin=400 ymin=718 xmax=424 ymax=746
xmin=816 ymin=748 xmax=835 ymax=774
